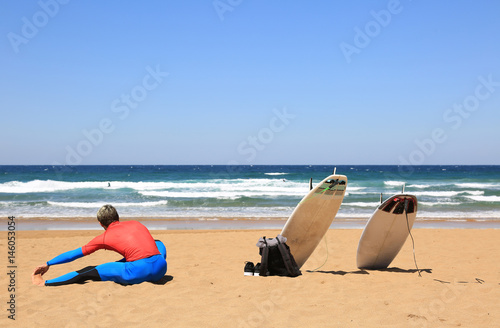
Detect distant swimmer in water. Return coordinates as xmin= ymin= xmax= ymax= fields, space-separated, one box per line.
xmin=108 ymin=182 xmax=111 ymax=187
xmin=283 ymin=179 xmax=287 ymax=182
xmin=32 ymin=205 xmax=167 ymax=286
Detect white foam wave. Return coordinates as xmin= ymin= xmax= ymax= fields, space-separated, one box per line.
xmin=343 ymin=202 xmax=381 ymax=208
xmin=462 ymin=190 xmax=484 ymax=196
xmin=335 ymin=213 xmax=372 ymax=218
xmin=384 ymin=181 xmax=405 ymax=187
xmin=0 ymin=180 xmax=107 ymax=193
xmin=455 ymin=182 xmax=500 ymax=190
xmin=412 ymin=190 xmax=484 ymax=197
xmin=47 ymin=201 xmax=169 ymax=208
xmin=465 ymin=195 xmax=500 ymax=202
xmin=0 ymin=206 xmax=295 ymax=219
xmin=140 ymin=190 xmax=304 ymax=199
xmin=346 ymin=186 xmax=365 ymax=192
xmin=0 ymin=201 xmax=30 ymax=207
xmin=137 ymin=179 xmax=309 ymax=199
xmin=0 ymin=178 xmax=308 ymax=194
xmin=416 ymin=210 xmax=500 ymax=219
xmin=265 ymin=172 xmax=288 ymax=176
xmin=408 ymin=184 xmax=432 ymax=189
xmin=420 ymin=201 xmax=461 ymax=206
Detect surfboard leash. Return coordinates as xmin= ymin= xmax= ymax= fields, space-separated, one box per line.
xmin=405 ymin=199 xmax=421 ymax=277
xmin=309 ymin=235 xmax=329 ymax=272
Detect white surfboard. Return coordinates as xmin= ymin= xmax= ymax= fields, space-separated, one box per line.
xmin=281 ymin=174 xmax=347 ymax=268
xmin=356 ymin=194 xmax=418 ymax=269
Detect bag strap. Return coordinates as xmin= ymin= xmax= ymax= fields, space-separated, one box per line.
xmin=259 ymin=237 xmax=269 ymax=276
xmin=276 ymin=238 xmax=301 ymax=277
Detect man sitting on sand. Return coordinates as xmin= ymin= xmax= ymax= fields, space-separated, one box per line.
xmin=32 ymin=204 xmax=167 ymax=286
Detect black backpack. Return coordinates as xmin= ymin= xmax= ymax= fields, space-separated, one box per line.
xmin=256 ymin=235 xmax=301 ymax=277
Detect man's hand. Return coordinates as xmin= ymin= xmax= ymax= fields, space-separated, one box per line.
xmin=33 ymin=264 xmax=50 ymax=276
xmin=31 ymin=273 xmax=45 ymax=286
xmin=32 ymin=264 xmax=49 ymax=286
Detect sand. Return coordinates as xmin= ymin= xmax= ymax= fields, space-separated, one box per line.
xmin=1 ymin=227 xmax=499 ymax=327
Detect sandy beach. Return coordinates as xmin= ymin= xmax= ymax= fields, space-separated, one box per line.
xmin=1 ymin=225 xmax=499 ymax=327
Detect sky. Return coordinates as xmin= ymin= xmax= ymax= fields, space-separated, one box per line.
xmin=1 ymin=0 xmax=499 ymax=165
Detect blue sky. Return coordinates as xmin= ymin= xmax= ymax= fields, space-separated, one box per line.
xmin=1 ymin=1 xmax=499 ymax=165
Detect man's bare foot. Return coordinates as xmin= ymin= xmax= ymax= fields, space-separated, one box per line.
xmin=32 ymin=273 xmax=45 ymax=286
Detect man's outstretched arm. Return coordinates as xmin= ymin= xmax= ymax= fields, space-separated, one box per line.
xmin=32 ymin=248 xmax=85 ymax=286
xmin=46 ymin=247 xmax=85 ymax=266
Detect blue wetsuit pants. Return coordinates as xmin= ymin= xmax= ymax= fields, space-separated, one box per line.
xmin=45 ymin=240 xmax=167 ymax=286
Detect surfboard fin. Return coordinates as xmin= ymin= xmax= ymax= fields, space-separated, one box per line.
xmin=309 ymin=178 xmax=313 ymax=190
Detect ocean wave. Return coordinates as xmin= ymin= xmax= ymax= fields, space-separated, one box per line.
xmin=342 ymin=202 xmax=381 ymax=208
xmin=0 ymin=206 xmax=295 ymax=219
xmin=406 ymin=182 xmax=500 ymax=190
xmin=384 ymin=181 xmax=405 ymax=187
xmin=0 ymin=201 xmax=46 ymax=207
xmin=0 ymin=178 xmax=308 ymax=194
xmin=0 ymin=180 xmax=104 ymax=193
xmin=464 ymin=195 xmax=500 ymax=202
xmin=412 ymin=190 xmax=484 ymax=197
xmin=455 ymin=182 xmax=500 ymax=190
xmin=345 ymin=186 xmax=365 ymax=192
xmin=419 ymin=201 xmax=461 ymax=206
xmin=139 ymin=190 xmax=304 ymax=199
xmin=2 ymin=165 xmax=499 ymax=223
xmin=47 ymin=201 xmax=169 ymax=208
xmin=407 ymin=184 xmax=433 ymax=189
xmin=415 ymin=210 xmax=500 ymax=219
xmin=335 ymin=213 xmax=372 ymax=218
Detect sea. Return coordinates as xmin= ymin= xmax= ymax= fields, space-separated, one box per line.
xmin=1 ymin=165 xmax=499 ymax=230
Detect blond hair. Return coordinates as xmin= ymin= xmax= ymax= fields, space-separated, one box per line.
xmin=97 ymin=204 xmax=119 ymax=227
